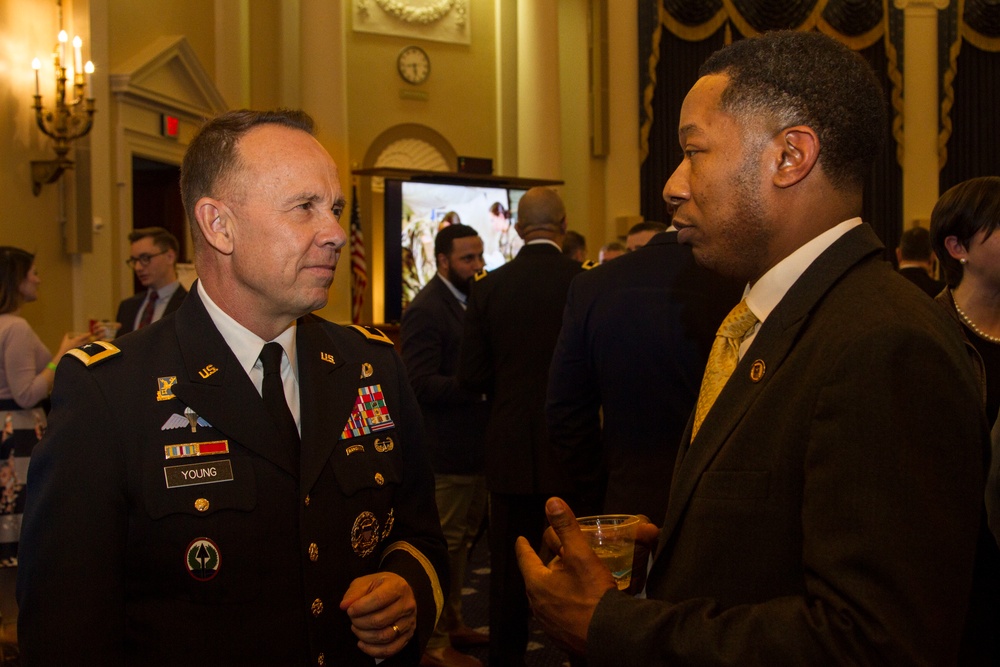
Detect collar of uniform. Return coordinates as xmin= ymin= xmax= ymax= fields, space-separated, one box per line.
xmin=196 ymin=280 xmax=298 ymax=385
xmin=525 ymin=239 xmax=562 ymax=251
xmin=741 ymin=217 xmax=862 ymax=357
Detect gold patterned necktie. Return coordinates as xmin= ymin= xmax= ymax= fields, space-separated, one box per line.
xmin=691 ymin=299 xmax=759 ymax=440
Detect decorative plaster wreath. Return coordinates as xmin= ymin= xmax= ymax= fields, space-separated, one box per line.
xmin=359 ymin=0 xmax=466 ymax=26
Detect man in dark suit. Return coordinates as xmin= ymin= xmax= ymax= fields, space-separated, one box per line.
xmin=896 ymin=225 xmax=946 ymax=297
xmin=517 ymin=31 xmax=989 ymax=664
xmin=18 ymin=109 xmax=447 ymax=666
xmin=459 ymin=186 xmax=585 ymax=666
xmin=547 ymin=230 xmax=741 ymax=525
xmin=115 ymin=226 xmax=188 ymax=336
xmin=401 ymin=224 xmax=490 ymax=667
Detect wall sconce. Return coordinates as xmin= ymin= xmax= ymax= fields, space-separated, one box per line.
xmin=30 ymin=10 xmax=96 ymax=197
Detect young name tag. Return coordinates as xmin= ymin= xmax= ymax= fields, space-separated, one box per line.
xmin=164 ymin=459 xmax=234 ymax=488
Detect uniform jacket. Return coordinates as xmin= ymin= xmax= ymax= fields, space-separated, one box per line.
xmin=115 ymin=283 xmax=188 ymax=336
xmin=458 ymin=243 xmax=584 ymax=495
xmin=400 ymin=274 xmax=490 ymax=475
xmin=17 ymin=287 xmax=447 ymax=666
xmin=587 ymin=224 xmax=988 ymax=665
xmin=546 ymin=231 xmax=742 ymax=524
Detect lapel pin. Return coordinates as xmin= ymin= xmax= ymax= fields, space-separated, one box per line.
xmin=156 ymin=376 xmax=178 ymax=401
xmin=198 ymin=364 xmax=219 ymax=379
xmin=321 ymin=352 xmax=335 ymax=365
xmin=749 ymin=359 xmax=766 ymax=383
xmin=360 ymin=362 xmax=373 ymax=379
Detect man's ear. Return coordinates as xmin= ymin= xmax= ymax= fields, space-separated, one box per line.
xmin=193 ymin=198 xmax=235 ymax=255
xmin=773 ymin=126 xmax=819 ymax=189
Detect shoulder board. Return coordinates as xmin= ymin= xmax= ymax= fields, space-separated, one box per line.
xmin=474 ymin=269 xmax=489 ymax=282
xmin=582 ymin=260 xmax=598 ymax=270
xmin=65 ymin=340 xmax=121 ymax=367
xmin=347 ymin=325 xmax=394 ymax=346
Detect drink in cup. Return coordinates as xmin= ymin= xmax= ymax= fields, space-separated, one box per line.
xmin=577 ymin=514 xmax=640 ymax=591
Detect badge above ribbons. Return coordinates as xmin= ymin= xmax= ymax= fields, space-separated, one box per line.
xmin=341 ymin=384 xmax=396 ymax=439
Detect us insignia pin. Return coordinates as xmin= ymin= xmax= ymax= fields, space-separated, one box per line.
xmin=185 ymin=537 xmax=221 ymax=581
xmin=198 ymin=364 xmax=219 ymax=379
xmin=351 ymin=511 xmax=380 ymax=558
xmin=321 ymin=352 xmax=336 ymax=365
xmin=157 ymin=376 xmax=178 ymax=401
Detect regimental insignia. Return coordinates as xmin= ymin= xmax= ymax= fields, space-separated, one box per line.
xmin=749 ymin=359 xmax=766 ymax=383
xmin=381 ymin=508 xmax=395 ymax=541
xmin=65 ymin=340 xmax=120 ymax=367
xmin=360 ymin=362 xmax=373 ymax=379
xmin=164 ymin=440 xmax=229 ymax=460
xmin=161 ymin=411 xmax=212 ymax=432
xmin=198 ymin=364 xmax=219 ymax=379
xmin=373 ymin=437 xmax=394 ymax=453
xmin=345 ymin=444 xmax=364 ymax=456
xmin=582 ymin=259 xmax=598 ymax=270
xmin=156 ymin=376 xmax=178 ymax=401
xmin=474 ymin=268 xmax=488 ymax=282
xmin=347 ymin=325 xmax=393 ymax=346
xmin=340 ymin=385 xmax=396 ymax=439
xmin=351 ymin=511 xmax=380 ymax=558
xmin=320 ymin=352 xmax=336 ymax=365
xmin=185 ymin=537 xmax=221 ymax=581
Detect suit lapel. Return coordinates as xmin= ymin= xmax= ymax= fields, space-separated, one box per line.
xmin=657 ymin=225 xmax=885 ymax=550
xmin=297 ymin=318 xmax=358 ymax=493
xmin=168 ymin=286 xmax=297 ymax=476
xmin=432 ymin=275 xmax=467 ymax=325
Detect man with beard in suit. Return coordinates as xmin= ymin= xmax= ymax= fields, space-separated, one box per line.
xmin=516 ymin=31 xmax=989 ymax=665
xmin=18 ymin=109 xmax=447 ymax=666
xmin=401 ymin=224 xmax=490 ymax=667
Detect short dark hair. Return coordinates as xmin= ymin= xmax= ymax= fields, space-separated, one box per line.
xmin=489 ymin=202 xmax=509 ymax=219
xmin=180 ymin=109 xmax=315 ymax=237
xmin=930 ymin=176 xmax=1000 ymax=287
xmin=562 ymin=230 xmax=586 ymax=257
xmin=435 ymin=224 xmax=480 ymax=258
xmin=0 ymin=246 xmax=35 ymax=315
xmin=128 ymin=226 xmax=179 ymax=255
xmin=627 ymin=221 xmax=668 ymax=236
xmin=897 ymin=227 xmax=933 ymax=262
xmin=699 ymin=30 xmax=885 ymax=191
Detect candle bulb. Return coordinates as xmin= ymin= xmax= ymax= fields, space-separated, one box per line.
xmin=57 ymin=30 xmax=68 ymax=67
xmin=73 ymin=36 xmax=82 ymax=73
xmin=84 ymin=61 xmax=94 ymax=95
xmin=32 ymin=58 xmax=41 ymax=96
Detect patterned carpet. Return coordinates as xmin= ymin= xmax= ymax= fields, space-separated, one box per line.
xmin=456 ymin=532 xmax=572 ymax=667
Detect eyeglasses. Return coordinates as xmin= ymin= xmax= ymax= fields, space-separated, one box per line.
xmin=125 ymin=251 xmax=168 ymax=268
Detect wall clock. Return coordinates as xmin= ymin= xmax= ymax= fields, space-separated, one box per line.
xmin=397 ymin=45 xmax=430 ymax=85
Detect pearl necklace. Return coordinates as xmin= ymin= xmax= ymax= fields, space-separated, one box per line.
xmin=954 ymin=300 xmax=1000 ymax=345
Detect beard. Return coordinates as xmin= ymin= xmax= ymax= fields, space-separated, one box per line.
xmin=447 ymin=266 xmax=472 ymax=295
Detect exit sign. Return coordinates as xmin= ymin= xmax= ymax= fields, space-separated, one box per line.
xmin=161 ymin=114 xmax=179 ymax=139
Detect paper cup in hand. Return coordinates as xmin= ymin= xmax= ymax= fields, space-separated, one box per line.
xmin=577 ymin=514 xmax=640 ymax=591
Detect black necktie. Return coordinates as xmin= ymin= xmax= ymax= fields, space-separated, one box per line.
xmin=259 ymin=342 xmax=300 ymax=470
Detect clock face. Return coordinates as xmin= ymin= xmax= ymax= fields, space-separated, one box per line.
xmin=397 ymin=46 xmax=430 ymax=85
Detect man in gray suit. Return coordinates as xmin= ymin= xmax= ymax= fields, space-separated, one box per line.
xmin=517 ymin=31 xmax=989 ymax=665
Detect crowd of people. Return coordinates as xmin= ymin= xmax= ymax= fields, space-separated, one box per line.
xmin=1 ymin=28 xmax=998 ymax=667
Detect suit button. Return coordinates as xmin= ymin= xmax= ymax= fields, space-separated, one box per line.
xmin=194 ymin=498 xmax=209 ymax=512
xmin=308 ymin=542 xmax=319 ymax=561
xmin=311 ymin=598 xmax=323 ymax=616
xmin=374 ymin=472 xmax=384 ymax=486
xmin=304 ymin=494 xmax=311 ymax=506
xmin=317 ymin=653 xmax=325 ymax=666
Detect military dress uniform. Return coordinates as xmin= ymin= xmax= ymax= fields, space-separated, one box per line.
xmin=17 ymin=287 xmax=447 ymax=666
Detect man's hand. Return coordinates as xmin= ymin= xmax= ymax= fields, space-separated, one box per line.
xmin=340 ymin=572 xmax=416 ymax=659
xmin=515 ymin=497 xmax=616 ymax=656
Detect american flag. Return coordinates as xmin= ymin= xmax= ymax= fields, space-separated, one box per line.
xmin=349 ymin=184 xmax=367 ymax=324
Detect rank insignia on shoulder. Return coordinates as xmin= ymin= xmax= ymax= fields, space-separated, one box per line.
xmin=347 ymin=325 xmax=393 ymax=346
xmin=582 ymin=259 xmax=598 ymax=270
xmin=65 ymin=340 xmax=120 ymax=367
xmin=474 ymin=268 xmax=488 ymax=282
